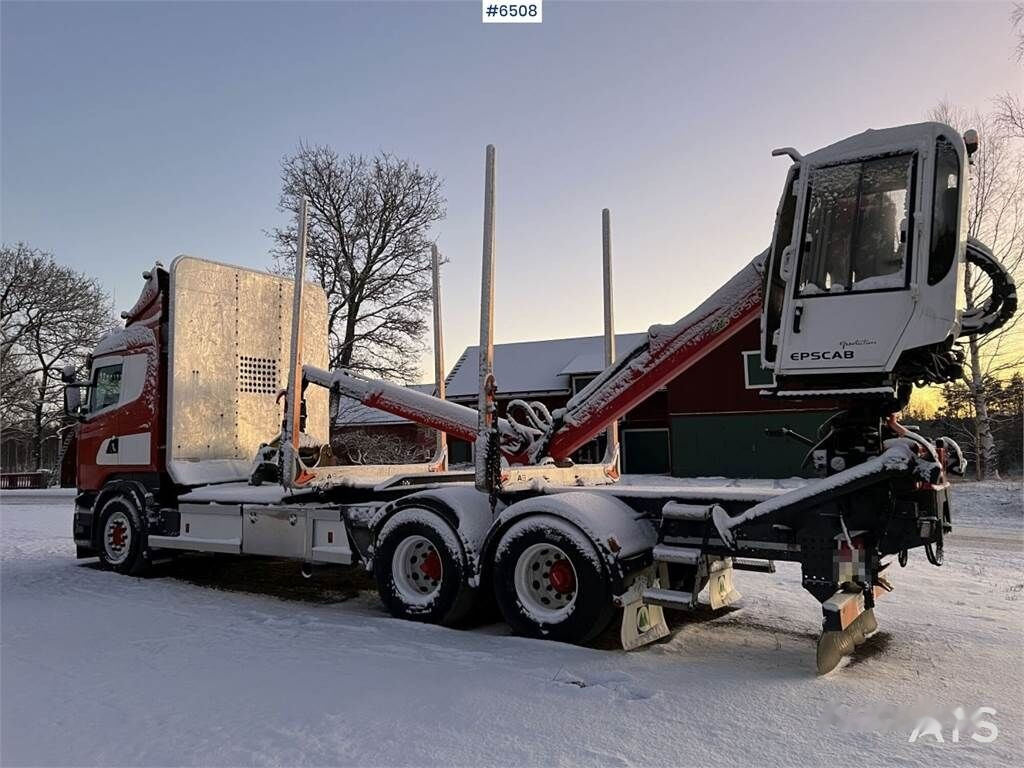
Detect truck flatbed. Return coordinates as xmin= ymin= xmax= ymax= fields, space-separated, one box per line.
xmin=178 ymin=482 xmax=315 ymax=505
xmin=177 ymin=475 xmax=800 ymax=508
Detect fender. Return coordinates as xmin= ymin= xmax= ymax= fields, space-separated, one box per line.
xmin=360 ymin=486 xmax=504 ymax=584
xmin=481 ymin=491 xmax=657 ymax=589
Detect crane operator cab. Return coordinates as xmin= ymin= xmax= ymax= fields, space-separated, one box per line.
xmin=760 ymin=122 xmax=1014 ymax=412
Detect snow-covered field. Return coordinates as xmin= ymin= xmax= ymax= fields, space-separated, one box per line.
xmin=2 ymin=480 xmax=1021 ymax=767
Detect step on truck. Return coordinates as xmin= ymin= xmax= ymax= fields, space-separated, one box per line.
xmin=66 ymin=122 xmax=1017 ymax=673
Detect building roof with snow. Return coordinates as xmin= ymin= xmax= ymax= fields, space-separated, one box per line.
xmin=444 ymin=332 xmax=648 ymax=399
xmin=332 ymin=333 xmax=649 ymax=427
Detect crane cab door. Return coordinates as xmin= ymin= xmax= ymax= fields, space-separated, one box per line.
xmin=775 ymin=153 xmax=920 ymax=378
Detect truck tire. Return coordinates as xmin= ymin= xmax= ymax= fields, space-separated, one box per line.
xmin=492 ymin=515 xmax=615 ymax=645
xmin=97 ymin=493 xmax=149 ymax=576
xmin=373 ymin=511 xmax=476 ymax=626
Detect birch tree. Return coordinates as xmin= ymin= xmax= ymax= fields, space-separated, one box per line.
xmin=929 ymin=104 xmax=1024 ymax=478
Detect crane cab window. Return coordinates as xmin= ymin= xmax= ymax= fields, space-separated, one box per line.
xmin=91 ymin=364 xmax=123 ymax=411
xmin=797 ymin=154 xmax=915 ymax=296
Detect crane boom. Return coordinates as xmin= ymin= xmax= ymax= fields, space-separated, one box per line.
xmin=303 ymin=365 xmax=539 ymax=463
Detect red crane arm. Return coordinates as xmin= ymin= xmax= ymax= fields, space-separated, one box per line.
xmin=542 ymin=253 xmax=765 ymax=461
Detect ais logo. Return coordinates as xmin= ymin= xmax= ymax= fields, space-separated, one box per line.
xmin=789 ymin=350 xmax=855 ymax=361
xmin=909 ymin=707 xmax=998 ymax=744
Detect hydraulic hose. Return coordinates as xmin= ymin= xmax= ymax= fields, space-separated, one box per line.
xmin=959 ymin=237 xmax=1018 ymax=337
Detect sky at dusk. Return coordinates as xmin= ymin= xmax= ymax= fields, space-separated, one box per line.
xmin=3 ymin=0 xmax=1021 ymax=382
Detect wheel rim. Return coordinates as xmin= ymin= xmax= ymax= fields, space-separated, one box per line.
xmin=103 ymin=509 xmax=132 ymax=565
xmin=513 ymin=543 xmax=578 ymax=622
xmin=391 ymin=535 xmax=443 ymax=606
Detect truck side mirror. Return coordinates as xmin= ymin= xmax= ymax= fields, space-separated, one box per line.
xmin=779 ymin=244 xmax=796 ymax=280
xmin=63 ymin=384 xmax=89 ymax=420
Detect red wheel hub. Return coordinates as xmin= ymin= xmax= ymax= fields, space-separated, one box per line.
xmin=419 ymin=549 xmax=442 ymax=582
xmin=110 ymin=523 xmax=127 ymax=550
xmin=548 ymin=559 xmax=575 ymax=593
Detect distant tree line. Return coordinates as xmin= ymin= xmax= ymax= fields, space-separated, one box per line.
xmin=1 ymin=244 xmax=113 ymax=475
xmin=907 ymin=375 xmax=1023 ymax=479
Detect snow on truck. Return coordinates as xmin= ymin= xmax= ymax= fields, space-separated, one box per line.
xmin=65 ymin=122 xmax=1016 ymax=674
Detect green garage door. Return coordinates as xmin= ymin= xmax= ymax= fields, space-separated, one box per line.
xmin=621 ymin=428 xmax=671 ymax=475
xmin=448 ymin=438 xmax=472 ymax=465
xmin=671 ymin=411 xmax=836 ymax=478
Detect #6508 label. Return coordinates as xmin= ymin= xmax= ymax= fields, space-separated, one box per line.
xmin=482 ymin=1 xmax=542 ymax=24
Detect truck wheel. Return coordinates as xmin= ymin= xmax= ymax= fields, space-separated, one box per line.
xmin=373 ymin=511 xmax=476 ymax=626
xmin=492 ymin=516 xmax=615 ymax=645
xmin=97 ymin=494 xmax=149 ymax=575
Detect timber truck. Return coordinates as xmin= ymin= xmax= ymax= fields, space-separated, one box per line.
xmin=65 ymin=122 xmax=1017 ymax=674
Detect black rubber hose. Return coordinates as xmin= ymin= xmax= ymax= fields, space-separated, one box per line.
xmin=960 ymin=237 xmax=1018 ymax=337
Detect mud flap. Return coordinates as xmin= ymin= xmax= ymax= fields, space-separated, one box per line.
xmin=708 ymin=560 xmax=741 ymax=610
xmin=621 ymin=595 xmax=670 ymax=650
xmin=618 ymin=572 xmax=670 ymax=650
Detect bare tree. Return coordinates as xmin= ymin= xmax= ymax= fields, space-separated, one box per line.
xmin=270 ymin=145 xmax=445 ymax=382
xmin=2 ymin=244 xmax=63 ymax=371
xmin=1 ymin=244 xmax=113 ymax=470
xmin=335 ymin=428 xmax=432 ymax=466
xmin=930 ymin=104 xmax=1024 ymax=478
xmin=995 ymin=92 xmax=1024 ymax=139
xmin=994 ymin=5 xmax=1024 ymax=137
xmin=2 ymin=245 xmax=59 ymax=440
xmin=1013 ymin=2 xmax=1024 ymax=61
xmin=1 ymin=353 xmax=33 ymax=427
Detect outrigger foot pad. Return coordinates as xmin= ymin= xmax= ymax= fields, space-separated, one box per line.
xmin=816 ymin=608 xmax=877 ymax=675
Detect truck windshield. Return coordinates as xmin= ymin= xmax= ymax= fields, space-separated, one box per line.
xmin=797 ymin=154 xmax=914 ymax=296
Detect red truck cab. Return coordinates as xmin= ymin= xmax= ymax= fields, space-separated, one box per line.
xmin=77 ymin=284 xmax=165 ymax=490
xmin=67 ymin=257 xmax=329 ymax=573
xmin=68 ymin=265 xmax=168 ymax=568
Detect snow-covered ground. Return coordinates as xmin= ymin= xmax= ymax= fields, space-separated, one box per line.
xmin=1 ymin=480 xmax=1021 ymax=767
